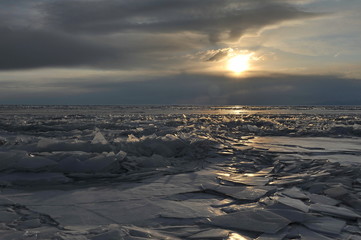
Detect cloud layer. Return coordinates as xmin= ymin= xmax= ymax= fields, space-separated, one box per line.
xmin=2 ymin=73 xmax=361 ymax=105
xmin=0 ymin=0 xmax=319 ymax=70
xmin=44 ymin=0 xmax=316 ymax=40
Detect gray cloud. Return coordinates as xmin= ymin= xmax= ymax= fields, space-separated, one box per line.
xmin=98 ymin=74 xmax=361 ymax=105
xmin=207 ymin=49 xmax=231 ymax=62
xmin=42 ymin=0 xmax=318 ymax=43
xmin=0 ymin=26 xmax=117 ymax=70
xmin=0 ymin=0 xmax=321 ymax=70
xmin=3 ymin=73 xmax=361 ymax=105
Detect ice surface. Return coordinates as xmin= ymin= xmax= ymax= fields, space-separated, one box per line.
xmin=0 ymin=211 xmax=18 ymax=222
xmin=0 ymin=172 xmax=71 ymax=185
xmin=1 ymin=105 xmax=361 ymax=238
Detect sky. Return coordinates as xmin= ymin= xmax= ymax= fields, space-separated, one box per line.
xmin=1 ymin=0 xmax=361 ymax=105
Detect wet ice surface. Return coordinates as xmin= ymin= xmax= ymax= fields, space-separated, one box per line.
xmin=1 ymin=105 xmax=361 ymax=239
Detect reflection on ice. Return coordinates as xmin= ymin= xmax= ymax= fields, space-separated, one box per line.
xmin=247 ymin=136 xmax=361 ymax=165
xmin=228 ymin=232 xmax=250 ymax=240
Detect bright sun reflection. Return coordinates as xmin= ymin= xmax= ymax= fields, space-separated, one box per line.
xmin=227 ymin=232 xmax=249 ymax=240
xmin=227 ymin=54 xmax=251 ymax=74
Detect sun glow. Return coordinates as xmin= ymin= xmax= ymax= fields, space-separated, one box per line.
xmin=227 ymin=54 xmax=251 ymax=74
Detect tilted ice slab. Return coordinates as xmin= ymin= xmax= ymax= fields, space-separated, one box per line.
xmin=272 ymin=195 xmax=310 ymax=213
xmin=309 ymin=203 xmax=361 ymax=219
xmin=187 ymin=229 xmax=230 ymax=239
xmin=218 ymin=175 xmax=269 ymax=186
xmin=208 ymin=209 xmax=291 ymax=234
xmin=303 ymin=216 xmax=346 ymax=235
xmin=202 ymin=182 xmax=276 ymax=201
xmin=157 ymin=200 xmax=223 ymax=219
xmin=281 ymin=187 xmax=309 ymax=200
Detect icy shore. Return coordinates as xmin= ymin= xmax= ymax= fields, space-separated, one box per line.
xmin=1 ymin=105 xmax=361 ymax=239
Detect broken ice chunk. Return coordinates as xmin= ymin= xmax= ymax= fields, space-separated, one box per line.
xmin=127 ymin=134 xmax=140 ymax=143
xmin=310 ymin=203 xmax=361 ymax=219
xmin=254 ymin=167 xmax=274 ymax=176
xmin=303 ymin=216 xmax=346 ymax=235
xmin=158 ymin=200 xmax=222 ymax=219
xmin=288 ymin=225 xmax=333 ymax=240
xmin=83 ymin=155 xmax=120 ymax=172
xmin=188 ymin=229 xmax=229 ymax=239
xmin=342 ymin=193 xmax=361 ymax=210
xmin=343 ymin=225 xmax=361 ymax=235
xmin=228 ymin=232 xmax=253 ymax=240
xmin=307 ymin=193 xmax=340 ymax=206
xmin=221 ymin=202 xmax=259 ymax=214
xmin=324 ymin=186 xmax=349 ymax=199
xmin=218 ymin=175 xmax=269 ymax=186
xmin=202 ymin=183 xmax=275 ymax=201
xmin=115 ymin=150 xmax=127 ymax=160
xmin=281 ymin=187 xmax=309 ymax=199
xmin=269 ymin=178 xmax=305 ymax=186
xmin=256 ymin=227 xmax=289 ymax=240
xmin=273 ymin=196 xmax=309 ymax=213
xmin=91 ymin=131 xmax=108 ymax=145
xmin=208 ymin=209 xmax=291 ymax=234
xmin=37 ymin=138 xmax=59 ymax=150
xmin=266 ymin=209 xmax=308 ymax=223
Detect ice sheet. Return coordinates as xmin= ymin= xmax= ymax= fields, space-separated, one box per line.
xmin=1 ymin=105 xmax=361 ymax=238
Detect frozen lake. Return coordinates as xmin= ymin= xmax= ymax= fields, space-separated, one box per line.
xmin=1 ymin=105 xmax=361 ymax=239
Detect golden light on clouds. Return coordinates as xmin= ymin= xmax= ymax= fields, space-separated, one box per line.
xmin=227 ymin=54 xmax=252 ymax=74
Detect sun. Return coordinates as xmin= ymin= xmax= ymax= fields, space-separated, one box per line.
xmin=227 ymin=54 xmax=251 ymax=74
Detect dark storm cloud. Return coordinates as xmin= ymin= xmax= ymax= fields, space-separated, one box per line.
xmin=0 ymin=26 xmax=117 ymax=70
xmin=43 ymin=0 xmax=318 ymax=42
